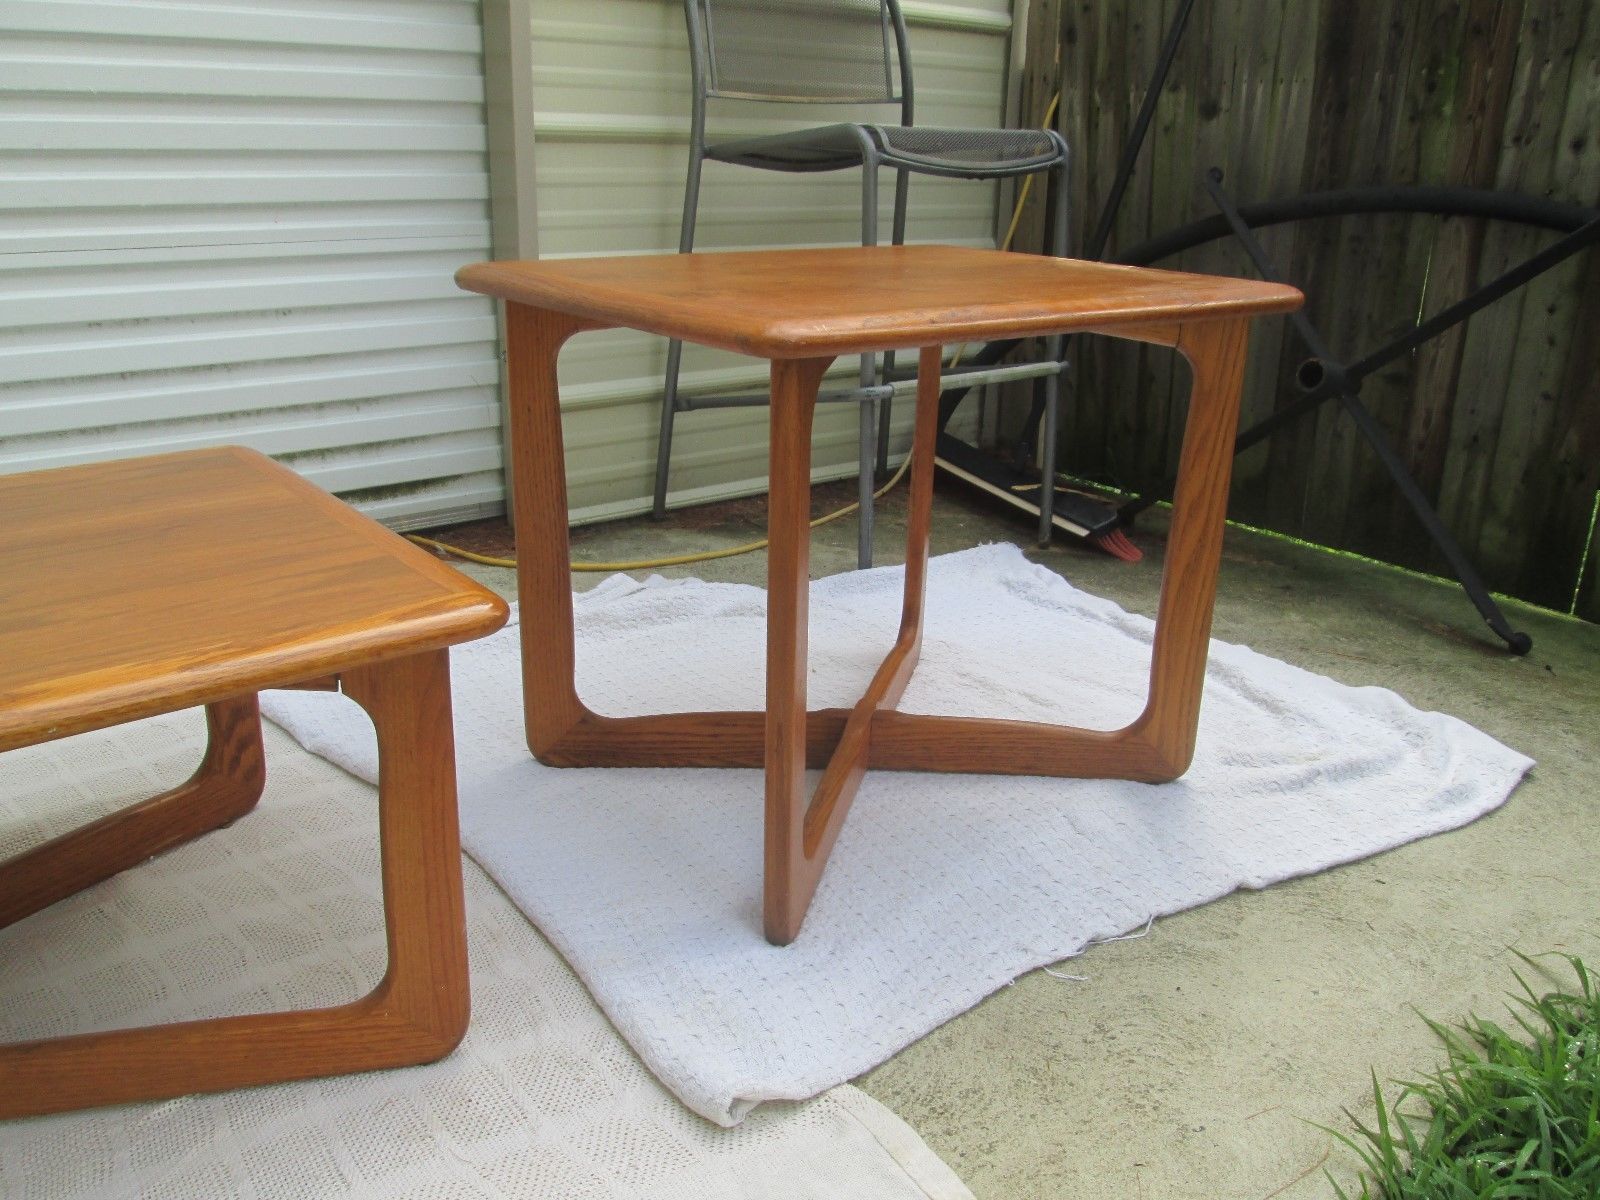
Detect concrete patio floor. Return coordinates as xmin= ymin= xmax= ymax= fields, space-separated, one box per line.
xmin=431 ymin=474 xmax=1599 ymax=1200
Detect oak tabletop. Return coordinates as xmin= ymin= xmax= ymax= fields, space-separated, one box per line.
xmin=0 ymin=446 xmax=508 ymax=750
xmin=456 ymin=245 xmax=1302 ymax=358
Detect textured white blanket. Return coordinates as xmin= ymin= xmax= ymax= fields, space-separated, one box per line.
xmin=263 ymin=543 xmax=1532 ymax=1127
xmin=0 ymin=717 xmax=971 ymax=1200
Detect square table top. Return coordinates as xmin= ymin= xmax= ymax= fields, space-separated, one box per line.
xmin=456 ymin=244 xmax=1302 ymax=358
xmin=0 ymin=446 xmax=508 ymax=750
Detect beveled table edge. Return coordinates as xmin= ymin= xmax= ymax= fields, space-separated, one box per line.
xmin=0 ymin=446 xmax=510 ymax=751
xmin=455 ymin=246 xmax=1304 ymax=359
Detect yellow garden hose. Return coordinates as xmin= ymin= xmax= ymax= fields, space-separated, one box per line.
xmin=409 ymin=449 xmax=915 ymax=573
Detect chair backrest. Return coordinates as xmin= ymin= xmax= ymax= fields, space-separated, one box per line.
xmin=687 ymin=0 xmax=911 ymax=106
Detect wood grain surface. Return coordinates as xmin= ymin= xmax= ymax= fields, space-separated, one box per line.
xmin=0 ymin=446 xmax=508 ymax=751
xmin=0 ymin=448 xmax=502 ymax=1114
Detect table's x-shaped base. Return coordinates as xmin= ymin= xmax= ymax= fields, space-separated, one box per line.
xmin=507 ymin=305 xmax=1252 ymax=944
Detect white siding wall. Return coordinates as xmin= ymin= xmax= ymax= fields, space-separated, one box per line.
xmin=0 ymin=0 xmax=500 ymax=528
xmin=528 ymin=0 xmax=1017 ymax=523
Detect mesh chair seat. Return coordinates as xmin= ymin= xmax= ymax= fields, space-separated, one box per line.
xmin=705 ymin=123 xmax=868 ymax=172
xmin=706 ymin=123 xmax=1064 ymax=177
xmin=869 ymin=125 xmax=1063 ymax=174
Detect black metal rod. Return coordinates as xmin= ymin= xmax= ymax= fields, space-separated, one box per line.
xmin=1187 ymin=210 xmax=1600 ymax=459
xmin=942 ymin=185 xmax=1600 ymax=434
xmin=1184 ymin=167 xmax=1532 ymax=653
xmin=1086 ymin=0 xmax=1200 ymax=261
xmin=939 ymin=0 xmax=1202 ymax=436
xmin=1341 ymin=214 xmax=1600 ymax=386
xmin=1010 ymin=0 xmax=1203 ymax=455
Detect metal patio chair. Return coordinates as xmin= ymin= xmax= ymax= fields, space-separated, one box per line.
xmin=652 ymin=0 xmax=1072 ymax=568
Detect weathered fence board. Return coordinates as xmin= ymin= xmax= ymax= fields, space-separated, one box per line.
xmin=1019 ymin=0 xmax=1600 ymax=621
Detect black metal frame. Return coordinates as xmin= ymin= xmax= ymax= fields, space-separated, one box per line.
xmin=656 ymin=0 xmax=1071 ymax=570
xmin=927 ymin=0 xmax=1599 ymax=652
xmin=1113 ymin=174 xmax=1600 ymax=654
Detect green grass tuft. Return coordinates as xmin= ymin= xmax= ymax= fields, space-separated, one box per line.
xmin=1327 ymin=953 xmax=1600 ymax=1199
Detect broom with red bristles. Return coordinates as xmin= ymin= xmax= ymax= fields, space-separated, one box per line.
xmin=931 ymin=432 xmax=1143 ymax=562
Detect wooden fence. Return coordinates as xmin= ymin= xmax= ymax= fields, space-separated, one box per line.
xmin=1012 ymin=0 xmax=1599 ymax=622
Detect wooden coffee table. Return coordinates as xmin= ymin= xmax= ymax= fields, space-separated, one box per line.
xmin=456 ymin=245 xmax=1301 ymax=944
xmin=0 ymin=446 xmax=508 ymax=1117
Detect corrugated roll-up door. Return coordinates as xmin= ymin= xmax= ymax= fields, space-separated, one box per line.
xmin=528 ymin=0 xmax=1017 ymax=523
xmin=0 ymin=0 xmax=501 ymax=528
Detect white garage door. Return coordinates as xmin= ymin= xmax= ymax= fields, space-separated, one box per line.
xmin=0 ymin=0 xmax=502 ymax=528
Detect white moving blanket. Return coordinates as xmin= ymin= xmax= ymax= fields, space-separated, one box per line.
xmin=0 ymin=716 xmax=972 ymax=1200
xmin=263 ymin=543 xmax=1532 ymax=1127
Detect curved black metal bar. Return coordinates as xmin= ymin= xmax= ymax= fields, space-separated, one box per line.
xmin=1178 ymin=171 xmax=1575 ymax=654
xmin=1115 ymin=185 xmax=1599 ymax=266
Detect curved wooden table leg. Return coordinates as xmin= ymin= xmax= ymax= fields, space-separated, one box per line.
xmin=763 ymin=355 xmax=830 ymax=945
xmin=765 ymin=346 xmax=941 ymax=945
xmin=502 ymin=302 xmax=615 ymax=762
xmin=1123 ymin=317 xmax=1251 ymax=776
xmin=0 ymin=694 xmax=264 ymax=931
xmin=865 ymin=317 xmax=1253 ymax=781
xmin=341 ymin=648 xmax=471 ymax=1054
xmin=0 ymin=649 xmax=468 ymax=1119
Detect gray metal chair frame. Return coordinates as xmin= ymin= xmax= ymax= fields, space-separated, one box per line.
xmin=653 ymin=0 xmax=1072 ymax=568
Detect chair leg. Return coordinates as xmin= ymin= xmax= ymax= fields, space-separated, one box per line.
xmin=1038 ymin=366 xmax=1061 ymax=547
xmin=876 ymin=168 xmax=912 ymax=477
xmin=1037 ymin=157 xmax=1073 ymax=545
xmin=856 ymin=155 xmax=882 ymax=569
xmin=653 ymin=339 xmax=685 ymax=520
xmin=857 ymin=393 xmax=877 ymax=570
xmin=653 ymin=148 xmax=707 ymax=519
xmin=891 ymin=166 xmax=910 ymax=247
xmin=0 ymin=695 xmax=265 ymax=931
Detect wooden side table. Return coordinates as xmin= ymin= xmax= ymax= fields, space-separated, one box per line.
xmin=0 ymin=447 xmax=508 ymax=1117
xmin=456 ymin=245 xmax=1301 ymax=944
